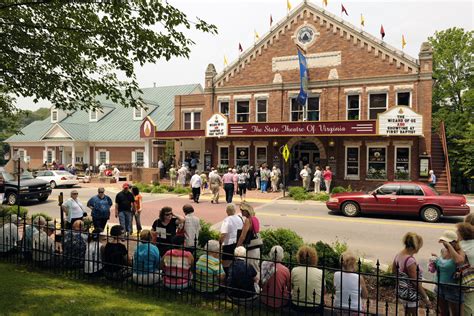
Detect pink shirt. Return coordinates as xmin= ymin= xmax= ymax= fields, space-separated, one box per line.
xmin=323 ymin=170 xmax=333 ymax=181
xmin=222 ymin=172 xmax=234 ymax=184
xmin=250 ymin=216 xmax=260 ymax=233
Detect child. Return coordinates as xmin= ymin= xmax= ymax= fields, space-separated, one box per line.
xmin=131 ymin=186 xmax=143 ymax=234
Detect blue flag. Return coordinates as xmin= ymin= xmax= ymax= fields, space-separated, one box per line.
xmin=297 ymin=49 xmax=308 ymax=106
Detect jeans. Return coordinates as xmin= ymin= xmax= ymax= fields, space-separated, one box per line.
xmin=92 ymin=217 xmax=108 ymax=232
xmin=192 ymin=187 xmax=201 ymax=202
xmin=224 ymin=183 xmax=234 ymax=203
xmin=260 ymin=180 xmax=268 ymax=193
xmin=118 ymin=211 xmax=132 ymax=234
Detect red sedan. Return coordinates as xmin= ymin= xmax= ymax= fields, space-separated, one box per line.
xmin=326 ymin=182 xmax=470 ymax=222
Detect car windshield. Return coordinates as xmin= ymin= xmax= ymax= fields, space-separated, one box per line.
xmin=1 ymin=171 xmax=34 ymax=181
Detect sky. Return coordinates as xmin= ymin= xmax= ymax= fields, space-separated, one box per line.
xmin=16 ymin=0 xmax=473 ymax=110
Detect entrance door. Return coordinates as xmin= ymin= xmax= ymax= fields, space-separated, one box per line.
xmin=290 ymin=142 xmax=321 ymax=180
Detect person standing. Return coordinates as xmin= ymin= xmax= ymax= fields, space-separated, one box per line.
xmin=232 ymin=168 xmax=238 ymax=195
xmin=114 ymin=183 xmax=135 ymax=236
xmin=131 ymin=186 xmax=143 ymax=234
xmin=62 ymin=190 xmax=86 ymax=229
xmin=158 ymin=158 xmax=165 ymax=179
xmin=98 ymin=163 xmax=106 ymax=176
xmin=248 ymin=166 xmax=255 ymax=190
xmin=237 ymin=169 xmax=249 ymax=202
xmin=306 ymin=164 xmax=312 ymax=191
xmin=323 ymin=166 xmax=333 ymax=194
xmin=260 ymin=164 xmax=271 ymax=193
xmin=177 ymin=164 xmax=188 ymax=187
xmin=313 ymin=166 xmax=322 ymax=193
xmin=223 ymin=168 xmax=235 ymax=203
xmin=190 ymin=170 xmax=202 ymax=203
xmin=428 ymin=170 xmax=437 ymax=188
xmin=169 ymin=165 xmax=177 ymax=187
xmin=219 ymin=203 xmax=243 ymax=273
xmin=255 ymin=165 xmax=261 ymax=190
xmin=182 ymin=204 xmax=201 ymax=248
xmin=209 ymin=167 xmax=222 ymax=204
xmin=299 ymin=165 xmax=309 ymax=191
xmin=270 ymin=166 xmax=279 ymax=192
xmin=112 ymin=166 xmax=120 ymax=183
xmin=87 ymin=187 xmax=113 ymax=232
xmin=200 ymin=171 xmax=208 ymax=193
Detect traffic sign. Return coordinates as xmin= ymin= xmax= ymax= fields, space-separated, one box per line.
xmin=282 ymin=144 xmax=290 ymax=162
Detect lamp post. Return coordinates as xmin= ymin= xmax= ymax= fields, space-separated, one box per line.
xmin=278 ymin=145 xmax=287 ymax=197
xmin=13 ymin=150 xmax=21 ymax=218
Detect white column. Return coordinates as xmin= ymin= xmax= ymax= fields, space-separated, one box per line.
xmin=44 ymin=145 xmax=48 ymax=163
xmin=144 ymin=140 xmax=150 ymax=168
xmin=71 ymin=144 xmax=76 ymax=167
xmin=84 ymin=145 xmax=90 ymax=165
xmin=61 ymin=148 xmax=66 ymax=165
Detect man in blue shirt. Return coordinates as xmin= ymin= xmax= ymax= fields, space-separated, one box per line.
xmin=87 ymin=187 xmax=113 ymax=232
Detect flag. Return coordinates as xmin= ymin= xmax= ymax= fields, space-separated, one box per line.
xmin=270 ymin=14 xmax=273 ymax=27
xmin=322 ymin=0 xmax=328 ymax=7
xmin=297 ymin=48 xmax=309 ymax=107
xmin=287 ymin=0 xmax=291 ymax=11
xmin=254 ymin=29 xmax=259 ymax=41
xmin=380 ymin=25 xmax=385 ymax=40
xmin=360 ymin=14 xmax=365 ymax=26
xmin=402 ymin=35 xmax=407 ymax=49
xmin=238 ymin=43 xmax=243 ymax=53
xmin=341 ymin=4 xmax=348 ymax=15
xmin=224 ymin=55 xmax=228 ymax=67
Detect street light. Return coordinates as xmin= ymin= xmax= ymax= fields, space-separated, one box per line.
xmin=12 ymin=150 xmax=21 ymax=218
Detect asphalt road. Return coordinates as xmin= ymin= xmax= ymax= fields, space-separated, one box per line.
xmin=19 ymin=185 xmax=473 ymax=269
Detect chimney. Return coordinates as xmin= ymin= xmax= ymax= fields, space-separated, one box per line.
xmin=153 ymin=82 xmax=156 ymax=88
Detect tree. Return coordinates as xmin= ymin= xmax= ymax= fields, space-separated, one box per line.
xmin=429 ymin=28 xmax=473 ymax=192
xmin=0 ymin=1 xmax=217 ymax=113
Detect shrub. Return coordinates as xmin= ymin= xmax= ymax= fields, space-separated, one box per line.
xmin=288 ymin=187 xmax=310 ymax=201
xmin=133 ymin=182 xmax=149 ymax=192
xmin=331 ymin=239 xmax=348 ymax=257
xmin=309 ymin=241 xmax=340 ymax=269
xmin=198 ymin=219 xmax=220 ymax=247
xmin=173 ymin=186 xmax=191 ymax=194
xmin=0 ymin=205 xmax=28 ymax=218
xmin=310 ymin=192 xmax=329 ymax=202
xmin=330 ymin=185 xmax=352 ymax=194
xmin=260 ymin=228 xmax=304 ymax=262
xmin=151 ymin=185 xmax=168 ymax=194
xmin=31 ymin=212 xmax=53 ymax=222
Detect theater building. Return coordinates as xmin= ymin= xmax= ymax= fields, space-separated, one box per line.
xmin=144 ymin=2 xmax=446 ymax=192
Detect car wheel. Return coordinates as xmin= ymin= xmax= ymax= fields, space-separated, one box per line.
xmin=50 ymin=181 xmax=57 ymax=189
xmin=38 ymin=196 xmax=48 ymax=202
xmin=421 ymin=206 xmax=441 ymax=222
xmin=6 ymin=192 xmax=17 ymax=205
xmin=341 ymin=201 xmax=360 ymax=217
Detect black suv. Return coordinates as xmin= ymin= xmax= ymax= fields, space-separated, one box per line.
xmin=0 ymin=168 xmax=52 ymax=205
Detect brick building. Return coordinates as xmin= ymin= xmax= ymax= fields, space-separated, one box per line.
xmin=144 ymin=2 xmax=449 ymax=192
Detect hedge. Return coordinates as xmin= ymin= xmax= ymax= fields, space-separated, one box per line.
xmin=0 ymin=205 xmax=28 ymax=218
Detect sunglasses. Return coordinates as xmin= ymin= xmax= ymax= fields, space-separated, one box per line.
xmin=165 ymin=213 xmax=172 ymax=216
xmin=98 ymin=191 xmax=105 ymax=194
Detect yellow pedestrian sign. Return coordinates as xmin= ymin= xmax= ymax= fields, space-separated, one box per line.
xmin=282 ymin=144 xmax=290 ymax=162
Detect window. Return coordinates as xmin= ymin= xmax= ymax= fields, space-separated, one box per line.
xmin=235 ymin=147 xmax=249 ymax=166
xmin=236 ymin=101 xmax=250 ymax=122
xmin=368 ymin=93 xmax=387 ymax=119
xmin=219 ymin=147 xmax=229 ymax=166
xmin=256 ymin=147 xmax=267 ymax=166
xmin=291 ymin=97 xmax=319 ymax=121
xmin=51 ymin=110 xmax=58 ymax=122
xmin=183 ymin=112 xmax=201 ymax=130
xmin=135 ymin=151 xmax=144 ymax=166
xmin=347 ymin=95 xmax=360 ymax=120
xmin=395 ymin=147 xmax=410 ymax=180
xmin=256 ymin=99 xmax=267 ymax=122
xmin=345 ymin=147 xmax=359 ymax=178
xmin=99 ymin=151 xmax=107 ymax=164
xmin=397 ymin=92 xmax=411 ymax=107
xmin=133 ymin=108 xmax=143 ymax=120
xmin=398 ymin=185 xmax=424 ymax=196
xmin=75 ymin=156 xmax=83 ymax=163
xmin=90 ymin=110 xmax=98 ymax=121
xmin=219 ymin=101 xmax=229 ymax=118
xmin=47 ymin=151 xmax=53 ymax=163
xmin=377 ymin=184 xmax=399 ymax=195
xmin=18 ymin=150 xmax=26 ymax=162
xmin=367 ymin=147 xmax=387 ymax=179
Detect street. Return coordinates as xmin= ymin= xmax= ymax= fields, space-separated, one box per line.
xmin=20 ymin=184 xmax=472 ymax=268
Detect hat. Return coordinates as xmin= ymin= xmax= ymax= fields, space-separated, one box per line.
xmin=439 ymin=230 xmax=458 ymax=243
xmin=122 ymin=183 xmax=130 ymax=189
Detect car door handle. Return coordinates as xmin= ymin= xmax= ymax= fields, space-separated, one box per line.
xmin=390 ymin=198 xmax=397 ymax=201
xmin=417 ymin=198 xmax=425 ymax=201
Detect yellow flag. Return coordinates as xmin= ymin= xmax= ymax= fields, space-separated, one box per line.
xmin=254 ymin=29 xmax=259 ymax=41
xmin=322 ymin=0 xmax=328 ymax=6
xmin=287 ymin=0 xmax=291 ymax=11
xmin=224 ymin=55 xmax=228 ymax=67
xmin=360 ymin=14 xmax=365 ymax=26
xmin=402 ymin=35 xmax=407 ymax=49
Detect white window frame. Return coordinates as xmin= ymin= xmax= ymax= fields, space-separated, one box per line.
xmin=89 ymin=110 xmax=98 ymax=122
xmin=255 ymin=99 xmax=268 ymax=122
xmin=182 ymin=111 xmax=202 ymax=130
xmin=132 ymin=150 xmax=145 ymax=166
xmin=289 ymin=96 xmax=320 ymax=122
xmin=218 ymin=100 xmax=230 ymax=118
xmin=47 ymin=149 xmax=56 ymax=164
xmin=396 ymin=91 xmax=412 ymax=107
xmin=96 ymin=150 xmax=109 ymax=165
xmin=235 ymin=100 xmax=250 ymax=123
xmin=218 ymin=146 xmax=229 ymax=167
xmin=394 ymin=146 xmax=411 ymax=180
xmin=133 ymin=108 xmax=143 ymax=120
xmin=51 ymin=109 xmax=58 ymax=123
xmin=255 ymin=146 xmax=267 ymax=167
xmin=368 ymin=93 xmax=388 ymax=120
xmin=234 ymin=146 xmax=250 ymax=166
xmin=366 ymin=146 xmax=388 ymax=180
xmin=346 ymin=94 xmax=361 ymax=120
xmin=344 ymin=146 xmax=360 ymax=180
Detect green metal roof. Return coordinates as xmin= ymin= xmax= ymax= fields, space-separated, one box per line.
xmin=6 ymin=83 xmax=201 ymax=143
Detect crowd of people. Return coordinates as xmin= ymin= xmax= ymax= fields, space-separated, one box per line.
xmin=0 ymin=196 xmax=472 ymax=314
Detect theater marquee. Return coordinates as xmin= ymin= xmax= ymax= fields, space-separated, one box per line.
xmin=378 ymin=106 xmax=423 ymax=136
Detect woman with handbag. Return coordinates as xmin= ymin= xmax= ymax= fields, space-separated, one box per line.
xmin=456 ymin=221 xmax=474 ymax=314
xmin=392 ymin=232 xmax=430 ymax=316
xmin=236 ymin=202 xmax=262 ymax=274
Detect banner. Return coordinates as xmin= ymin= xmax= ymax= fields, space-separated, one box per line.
xmin=296 ymin=49 xmax=308 ymax=106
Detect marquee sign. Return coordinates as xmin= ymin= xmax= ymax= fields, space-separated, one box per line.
xmin=206 ymin=113 xmax=228 ymax=137
xmin=228 ymin=121 xmax=376 ymax=136
xmin=139 ymin=116 xmax=156 ymax=138
xmin=378 ymin=106 xmax=423 ymax=136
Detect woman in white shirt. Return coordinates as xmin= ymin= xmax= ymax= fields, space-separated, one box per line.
xmin=61 ymin=190 xmax=86 ymax=229
xmin=334 ymin=251 xmax=368 ymax=313
xmin=313 ymin=167 xmax=322 ymax=193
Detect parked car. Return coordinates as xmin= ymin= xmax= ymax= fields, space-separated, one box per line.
xmin=326 ymin=182 xmax=469 ymax=223
xmin=35 ymin=170 xmax=79 ymax=188
xmin=0 ymin=168 xmax=51 ymax=205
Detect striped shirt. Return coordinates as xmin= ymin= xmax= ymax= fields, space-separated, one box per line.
xmin=195 ymin=255 xmax=225 ymax=292
xmin=163 ymin=249 xmax=194 ymax=289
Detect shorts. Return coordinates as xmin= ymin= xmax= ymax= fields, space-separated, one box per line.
xmin=222 ymin=243 xmax=236 ymax=261
xmin=436 ymin=284 xmax=464 ymax=303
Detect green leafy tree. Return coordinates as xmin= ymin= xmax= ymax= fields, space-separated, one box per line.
xmin=0 ymin=1 xmax=217 ymax=113
xmin=429 ymin=28 xmax=473 ymax=191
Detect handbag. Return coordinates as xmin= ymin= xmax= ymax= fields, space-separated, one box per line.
xmin=397 ymin=256 xmax=419 ymax=302
xmin=172 ymin=221 xmax=186 ymax=245
xmin=236 ymin=216 xmax=263 ymax=250
xmin=454 ymin=255 xmax=474 ymax=293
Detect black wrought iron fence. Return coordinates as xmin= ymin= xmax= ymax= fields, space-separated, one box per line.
xmin=0 ymin=216 xmax=470 ymax=315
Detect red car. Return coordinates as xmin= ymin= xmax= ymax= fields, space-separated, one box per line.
xmin=326 ymin=182 xmax=470 ymax=222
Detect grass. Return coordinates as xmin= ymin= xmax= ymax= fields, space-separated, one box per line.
xmin=0 ymin=263 xmax=228 ymax=316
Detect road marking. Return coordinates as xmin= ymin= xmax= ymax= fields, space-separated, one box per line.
xmin=256 ymin=212 xmax=455 ymax=230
